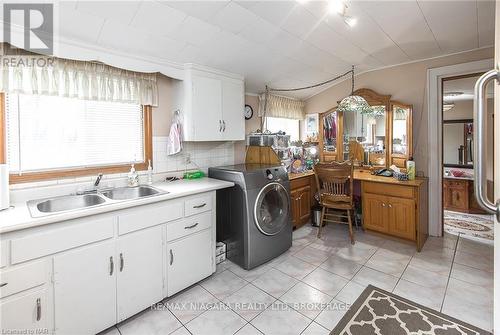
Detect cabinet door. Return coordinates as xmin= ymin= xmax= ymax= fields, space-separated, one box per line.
xmin=192 ymin=75 xmax=222 ymax=141
xmin=116 ymin=226 xmax=164 ymax=322
xmin=167 ymin=229 xmax=213 ymax=296
xmin=221 ymin=79 xmax=245 ymax=140
xmin=54 ymin=241 xmax=116 ymax=335
xmin=388 ymin=197 xmax=416 ymax=240
xmin=363 ymin=194 xmax=389 ymax=233
xmin=298 ymin=186 xmax=311 ymax=224
xmin=290 ymin=189 xmax=299 ymax=228
xmin=1 ymin=289 xmax=49 ymax=331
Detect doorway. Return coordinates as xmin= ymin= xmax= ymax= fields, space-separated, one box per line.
xmin=441 ymin=73 xmax=495 ymax=244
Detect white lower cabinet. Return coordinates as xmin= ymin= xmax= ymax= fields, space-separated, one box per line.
xmin=0 ymin=288 xmax=49 ymax=331
xmin=54 ymin=240 xmax=117 ymax=335
xmin=116 ymin=226 xmax=164 ymax=322
xmin=167 ymin=228 xmax=213 ymax=296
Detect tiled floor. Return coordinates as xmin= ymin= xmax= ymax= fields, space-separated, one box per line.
xmin=101 ymin=223 xmax=494 ymax=335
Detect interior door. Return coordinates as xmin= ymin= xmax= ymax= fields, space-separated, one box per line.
xmin=494 ymin=5 xmax=499 ymax=332
xmin=54 ymin=241 xmax=116 ymax=335
xmin=116 ymin=226 xmax=164 ymax=322
xmin=192 ymin=75 xmax=222 ymax=141
xmin=221 ymin=79 xmax=245 ymax=141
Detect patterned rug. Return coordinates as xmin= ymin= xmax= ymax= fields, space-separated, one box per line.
xmin=332 ymin=285 xmax=491 ymax=335
xmin=444 ymin=210 xmax=494 ymax=241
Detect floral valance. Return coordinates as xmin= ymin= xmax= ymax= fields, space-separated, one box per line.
xmin=0 ymin=54 xmax=158 ymax=106
xmin=258 ymin=93 xmax=305 ymax=120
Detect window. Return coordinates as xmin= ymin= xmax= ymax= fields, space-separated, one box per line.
xmin=2 ymin=93 xmax=152 ymax=183
xmin=265 ymin=117 xmax=300 ymax=141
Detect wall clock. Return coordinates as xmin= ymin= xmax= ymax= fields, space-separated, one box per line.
xmin=244 ymin=104 xmax=253 ymax=120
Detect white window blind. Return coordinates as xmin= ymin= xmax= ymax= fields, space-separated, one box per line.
xmin=265 ymin=117 xmax=300 ymax=141
xmin=6 ymin=93 xmax=144 ymax=174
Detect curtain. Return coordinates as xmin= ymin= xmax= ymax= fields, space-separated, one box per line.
xmin=0 ymin=56 xmax=158 ymax=106
xmin=258 ymin=93 xmax=305 ymax=120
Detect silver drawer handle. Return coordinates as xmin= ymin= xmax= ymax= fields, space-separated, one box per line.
xmin=185 ymin=222 xmax=199 ymax=229
xmin=119 ymin=253 xmax=124 ymax=272
xmin=382 ymin=203 xmax=386 ymax=207
xmin=473 ymin=69 xmax=500 ymax=221
xmin=388 ymin=204 xmax=392 ymax=208
xmin=170 ymin=249 xmax=174 ymax=265
xmin=0 ymin=283 xmax=7 ymax=288
xmin=36 ymin=298 xmax=41 ymax=321
xmin=193 ymin=203 xmax=206 ymax=209
xmin=109 ymin=256 xmax=114 ymax=276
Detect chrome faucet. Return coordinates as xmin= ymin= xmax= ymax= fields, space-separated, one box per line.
xmin=94 ymin=173 xmax=103 ymax=188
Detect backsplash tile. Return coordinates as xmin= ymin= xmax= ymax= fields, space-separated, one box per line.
xmin=9 ymin=137 xmax=235 ymax=200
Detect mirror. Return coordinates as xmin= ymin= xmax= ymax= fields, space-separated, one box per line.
xmin=321 ymin=110 xmax=337 ymax=153
xmin=392 ymin=106 xmax=409 ymax=156
xmin=443 ymin=120 xmax=473 ymax=167
xmin=343 ymin=106 xmax=386 ymax=166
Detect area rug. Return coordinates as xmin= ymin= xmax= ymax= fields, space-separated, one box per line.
xmin=331 ymin=285 xmax=491 ymax=335
xmin=444 ymin=210 xmax=494 ymax=241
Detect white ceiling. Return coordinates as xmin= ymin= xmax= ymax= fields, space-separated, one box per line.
xmin=443 ymin=74 xmax=494 ymax=102
xmin=5 ymin=1 xmax=497 ymax=99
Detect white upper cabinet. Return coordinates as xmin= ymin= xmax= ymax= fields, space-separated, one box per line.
xmin=174 ymin=67 xmax=245 ymax=141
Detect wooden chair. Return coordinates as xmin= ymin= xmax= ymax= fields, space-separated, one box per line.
xmin=314 ymin=161 xmax=356 ymax=244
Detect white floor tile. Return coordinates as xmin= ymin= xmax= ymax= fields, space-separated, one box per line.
xmin=252 ymin=268 xmax=298 ymax=298
xmin=169 ymin=327 xmax=191 ymax=335
xmin=450 ymin=263 xmax=494 ymax=288
xmin=280 ymin=282 xmax=332 ymax=319
xmin=442 ymin=294 xmax=493 ymax=332
xmin=235 ymin=323 xmax=263 ymax=335
xmin=251 ymin=302 xmax=310 ymax=335
xmin=408 ymin=255 xmax=452 ymax=277
xmin=314 ymin=299 xmax=349 ymax=331
xmin=167 ymin=285 xmax=218 ymax=324
xmin=229 ymin=263 xmax=272 ymax=282
xmin=334 ymin=281 xmax=366 ymax=305
xmin=333 ymin=245 xmax=377 ymax=264
xmin=274 ymin=256 xmax=316 ymax=280
xmin=223 ymin=283 xmax=276 ymax=321
xmin=302 ymin=268 xmax=349 ymax=297
xmin=319 ymin=255 xmax=362 ymax=279
xmin=301 ymin=321 xmax=330 ymax=335
xmin=352 ymin=266 xmax=399 ymax=291
xmin=201 ymin=270 xmax=248 ymax=300
xmin=393 ymin=279 xmax=445 ymax=311
xmin=294 ymin=246 xmax=331 ymax=266
xmin=454 ymin=250 xmax=493 ymax=273
xmin=364 ymin=249 xmax=411 ymax=277
xmin=401 ymin=264 xmax=449 ymax=289
xmin=185 ymin=308 xmax=247 ymax=335
xmin=445 ymin=278 xmax=493 ymax=308
xmin=117 ymin=308 xmax=182 ymax=335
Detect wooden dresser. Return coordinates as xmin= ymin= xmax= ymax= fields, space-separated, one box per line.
xmin=443 ymin=177 xmax=487 ymax=214
xmin=289 ymin=171 xmax=316 ymax=229
xmin=356 ymin=171 xmax=428 ymax=251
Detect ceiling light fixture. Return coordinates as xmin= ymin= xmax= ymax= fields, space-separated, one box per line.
xmin=443 ymin=103 xmax=455 ymax=112
xmin=444 ymin=91 xmax=464 ymax=97
xmin=337 ymin=65 xmax=371 ymax=114
xmin=328 ymin=0 xmax=345 ymax=14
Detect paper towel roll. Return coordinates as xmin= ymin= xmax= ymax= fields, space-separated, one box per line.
xmin=0 ymin=164 xmax=9 ymax=210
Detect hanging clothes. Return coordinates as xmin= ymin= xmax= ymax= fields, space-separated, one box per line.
xmin=167 ymin=111 xmax=182 ymax=155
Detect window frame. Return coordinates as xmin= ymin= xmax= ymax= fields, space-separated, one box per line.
xmin=0 ymin=93 xmax=153 ymax=184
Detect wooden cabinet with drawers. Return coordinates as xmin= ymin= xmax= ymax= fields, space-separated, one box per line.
xmin=361 ymin=178 xmax=428 ymax=251
xmin=289 ymin=172 xmax=316 ymax=229
xmin=443 ymin=178 xmax=487 ymax=214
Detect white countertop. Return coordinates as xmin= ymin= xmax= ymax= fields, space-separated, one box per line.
xmin=0 ymin=178 xmax=234 ymax=234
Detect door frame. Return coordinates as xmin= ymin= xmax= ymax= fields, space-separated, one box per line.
xmin=427 ymin=58 xmax=493 ymax=236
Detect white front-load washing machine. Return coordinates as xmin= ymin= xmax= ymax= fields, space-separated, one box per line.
xmin=208 ymin=164 xmax=292 ymax=270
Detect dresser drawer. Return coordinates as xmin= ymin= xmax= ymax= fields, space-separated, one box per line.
xmin=118 ymin=200 xmax=183 ymax=235
xmin=184 ymin=194 xmax=212 ymax=217
xmin=11 ymin=217 xmax=114 ymax=264
xmin=0 ymin=260 xmax=48 ymax=298
xmin=363 ymin=181 xmax=414 ymax=199
xmin=167 ymin=212 xmax=212 ymax=242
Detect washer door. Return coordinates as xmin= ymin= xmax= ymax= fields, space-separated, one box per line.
xmin=253 ymin=182 xmax=290 ymax=236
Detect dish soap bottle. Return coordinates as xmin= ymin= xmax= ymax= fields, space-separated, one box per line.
xmin=147 ymin=159 xmax=153 ymax=185
xmin=406 ymin=157 xmax=415 ymax=180
xmin=128 ymin=164 xmax=139 ymax=187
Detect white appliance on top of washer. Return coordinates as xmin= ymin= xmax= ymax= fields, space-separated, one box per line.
xmin=208 ymin=164 xmax=292 ymax=270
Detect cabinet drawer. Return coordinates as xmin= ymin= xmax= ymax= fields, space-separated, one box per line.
xmin=363 ymin=181 xmax=414 ymax=199
xmin=184 ymin=194 xmax=212 ymax=217
xmin=11 ymin=217 xmax=114 ymax=264
xmin=0 ymin=261 xmax=48 ymax=298
xmin=1 ymin=288 xmax=49 ymax=331
xmin=444 ymin=179 xmax=468 ymax=190
xmin=167 ymin=212 xmax=212 ymax=242
xmin=118 ymin=201 xmax=183 ymax=235
xmin=290 ymin=176 xmax=312 ymax=190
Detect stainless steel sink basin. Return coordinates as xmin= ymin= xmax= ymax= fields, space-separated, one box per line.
xmin=100 ymin=185 xmax=166 ymax=201
xmin=28 ymin=194 xmax=107 ymax=217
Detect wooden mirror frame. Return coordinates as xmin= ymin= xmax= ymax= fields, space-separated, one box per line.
xmin=318 ymin=88 xmax=413 ymax=170
xmin=442 ymin=118 xmax=474 ymax=168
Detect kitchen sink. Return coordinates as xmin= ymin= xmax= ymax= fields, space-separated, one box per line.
xmin=28 ymin=194 xmax=107 ymax=217
xmin=100 ymin=185 xmax=166 ymax=201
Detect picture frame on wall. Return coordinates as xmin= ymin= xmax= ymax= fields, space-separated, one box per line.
xmin=305 ymin=114 xmax=319 ymax=134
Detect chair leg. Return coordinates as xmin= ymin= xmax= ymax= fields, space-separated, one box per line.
xmin=347 ymin=209 xmax=354 ymax=245
xmin=317 ymin=206 xmax=326 ymax=238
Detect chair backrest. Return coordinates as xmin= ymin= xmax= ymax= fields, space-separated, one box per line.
xmin=314 ymin=161 xmax=354 ymax=205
